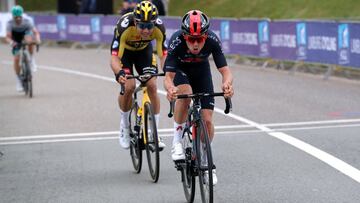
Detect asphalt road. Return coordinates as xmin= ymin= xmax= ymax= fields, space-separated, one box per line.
xmin=1 ymin=43 xmax=360 ymax=202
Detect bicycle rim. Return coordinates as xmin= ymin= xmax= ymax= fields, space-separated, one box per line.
xmin=28 ymin=75 xmax=33 ymax=98
xmin=129 ymin=102 xmax=142 ymax=173
xmin=182 ymin=129 xmax=195 ymax=203
xmin=144 ymin=102 xmax=160 ymax=182
xmin=196 ymin=120 xmax=214 ymax=203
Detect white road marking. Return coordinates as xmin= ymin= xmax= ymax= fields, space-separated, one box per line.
xmin=2 ymin=123 xmax=360 ymax=142
xmin=2 ymin=61 xmax=360 ymax=183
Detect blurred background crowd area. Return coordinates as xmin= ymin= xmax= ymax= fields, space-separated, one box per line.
xmin=0 ymin=0 xmax=169 ymax=16
xmin=1 ymin=0 xmax=360 ymax=20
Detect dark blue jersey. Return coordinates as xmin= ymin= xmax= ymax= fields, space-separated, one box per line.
xmin=165 ymin=30 xmax=227 ymax=73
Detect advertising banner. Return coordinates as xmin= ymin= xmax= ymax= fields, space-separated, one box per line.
xmin=33 ymin=15 xmax=59 ymax=40
xmin=66 ymin=15 xmax=93 ymax=42
xmin=269 ymin=21 xmax=297 ymax=60
xmin=28 ymin=14 xmax=360 ymax=69
xmin=305 ymin=21 xmax=338 ymax=65
xmin=210 ymin=19 xmax=233 ymax=54
xmin=348 ymin=23 xmax=360 ymax=68
xmin=100 ymin=15 xmax=117 ymax=44
xmin=230 ymin=20 xmax=259 ymax=57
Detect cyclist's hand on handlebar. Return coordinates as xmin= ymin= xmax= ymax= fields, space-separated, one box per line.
xmin=119 ymin=74 xmax=127 ymax=84
xmin=222 ymin=82 xmax=234 ymax=98
xmin=166 ymin=86 xmax=178 ymax=101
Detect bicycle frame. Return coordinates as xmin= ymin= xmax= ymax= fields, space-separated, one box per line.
xmin=122 ymin=73 xmax=165 ymax=144
xmin=168 ymin=92 xmax=232 ymax=203
xmin=133 ymin=84 xmax=151 ymax=144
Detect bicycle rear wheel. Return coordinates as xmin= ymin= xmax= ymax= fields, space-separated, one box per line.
xmin=144 ymin=102 xmax=160 ymax=182
xmin=196 ymin=119 xmax=214 ymax=203
xmin=181 ymin=127 xmax=196 ymax=203
xmin=129 ymin=102 xmax=142 ymax=173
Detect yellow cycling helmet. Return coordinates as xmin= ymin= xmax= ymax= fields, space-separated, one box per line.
xmin=133 ymin=1 xmax=158 ymax=23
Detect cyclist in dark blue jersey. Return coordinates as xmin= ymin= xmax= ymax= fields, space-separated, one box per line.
xmin=164 ymin=10 xmax=234 ymax=185
xmin=5 ymin=5 xmax=41 ymax=92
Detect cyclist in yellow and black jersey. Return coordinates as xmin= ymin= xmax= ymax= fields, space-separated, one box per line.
xmin=110 ymin=1 xmax=167 ymax=150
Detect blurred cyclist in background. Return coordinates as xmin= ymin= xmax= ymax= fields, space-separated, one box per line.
xmin=5 ymin=5 xmax=41 ymax=92
xmin=164 ymin=10 xmax=234 ymax=185
xmin=110 ymin=1 xmax=167 ymax=149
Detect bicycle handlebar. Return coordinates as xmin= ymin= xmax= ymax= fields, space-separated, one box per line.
xmin=120 ymin=72 xmax=165 ymax=95
xmin=167 ymin=92 xmax=232 ymax=118
xmin=16 ymin=42 xmax=40 ymax=52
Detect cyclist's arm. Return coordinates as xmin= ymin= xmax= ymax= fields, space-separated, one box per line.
xmin=32 ymin=27 xmax=41 ymax=44
xmin=218 ymin=66 xmax=234 ymax=98
xmin=110 ymin=28 xmax=126 ymax=76
xmin=154 ymin=24 xmax=167 ymax=71
xmin=164 ymin=71 xmax=177 ymax=101
xmin=5 ymin=31 xmax=13 ymax=45
xmin=5 ymin=22 xmax=14 ymax=45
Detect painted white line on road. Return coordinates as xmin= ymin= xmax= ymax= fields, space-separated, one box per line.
xmin=215 ymin=110 xmax=360 ymax=183
xmin=2 ymin=61 xmax=360 ymax=184
xmin=270 ymin=132 xmax=360 ymax=183
xmin=264 ymin=118 xmax=360 ymax=127
xmin=2 ymin=123 xmax=360 ymax=142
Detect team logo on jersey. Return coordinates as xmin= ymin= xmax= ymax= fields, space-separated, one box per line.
xmin=169 ymin=36 xmax=181 ymax=50
xmin=156 ymin=18 xmax=163 ymax=25
xmin=112 ymin=40 xmax=119 ymax=49
xmin=121 ymin=17 xmax=129 ymax=28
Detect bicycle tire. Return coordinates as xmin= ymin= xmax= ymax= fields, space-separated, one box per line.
xmin=28 ymin=71 xmax=32 ymax=98
xmin=196 ymin=119 xmax=214 ymax=203
xmin=181 ymin=127 xmax=196 ymax=203
xmin=144 ymin=102 xmax=160 ymax=182
xmin=21 ymin=62 xmax=28 ymax=95
xmin=129 ymin=102 xmax=142 ymax=173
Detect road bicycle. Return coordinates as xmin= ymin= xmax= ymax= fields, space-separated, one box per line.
xmin=120 ymin=72 xmax=165 ymax=183
xmin=168 ymin=92 xmax=232 ymax=203
xmin=18 ymin=42 xmax=39 ymax=98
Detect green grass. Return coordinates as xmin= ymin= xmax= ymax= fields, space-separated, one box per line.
xmin=168 ymin=0 xmax=360 ymax=20
xmin=15 ymin=0 xmax=360 ymax=20
xmin=17 ymin=0 xmax=57 ymax=12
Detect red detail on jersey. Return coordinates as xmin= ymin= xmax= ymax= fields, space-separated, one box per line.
xmin=111 ymin=51 xmax=118 ymax=56
xmin=176 ymin=126 xmax=183 ymax=131
xmin=162 ymin=50 xmax=168 ymax=56
xmin=189 ymin=13 xmax=201 ymax=36
xmin=122 ymin=68 xmax=131 ymax=74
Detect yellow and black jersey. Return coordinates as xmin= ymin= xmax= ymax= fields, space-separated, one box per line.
xmin=110 ymin=13 xmax=167 ymax=59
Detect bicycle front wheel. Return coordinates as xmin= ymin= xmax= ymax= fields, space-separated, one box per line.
xmin=144 ymin=102 xmax=160 ymax=182
xmin=129 ymin=102 xmax=142 ymax=173
xmin=182 ymin=128 xmax=195 ymax=203
xmin=28 ymin=72 xmax=33 ymax=98
xmin=196 ymin=119 xmax=214 ymax=203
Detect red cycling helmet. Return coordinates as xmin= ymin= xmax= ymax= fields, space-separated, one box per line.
xmin=181 ymin=10 xmax=210 ymax=36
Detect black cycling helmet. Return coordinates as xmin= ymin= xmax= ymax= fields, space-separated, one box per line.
xmin=133 ymin=1 xmax=158 ymax=23
xmin=181 ymin=10 xmax=210 ymax=36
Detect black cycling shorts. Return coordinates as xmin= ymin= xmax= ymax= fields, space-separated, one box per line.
xmin=173 ymin=63 xmax=215 ymax=110
xmin=121 ymin=44 xmax=158 ymax=75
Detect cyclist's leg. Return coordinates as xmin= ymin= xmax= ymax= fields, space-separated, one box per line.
xmin=171 ymin=70 xmax=192 ymax=160
xmin=119 ymin=49 xmax=136 ymax=112
xmin=12 ymin=46 xmax=22 ymax=91
xmin=24 ymin=33 xmax=37 ymax=71
xmin=188 ymin=63 xmax=215 ymax=140
xmin=118 ymin=50 xmax=136 ymax=149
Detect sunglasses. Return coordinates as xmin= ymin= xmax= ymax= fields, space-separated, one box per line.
xmin=136 ymin=22 xmax=155 ymax=30
xmin=184 ymin=34 xmax=207 ymax=44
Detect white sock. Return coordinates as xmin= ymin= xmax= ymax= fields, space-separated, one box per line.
xmin=173 ymin=122 xmax=186 ymax=145
xmin=120 ymin=109 xmax=130 ymax=128
xmin=155 ymin=114 xmax=160 ymax=128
